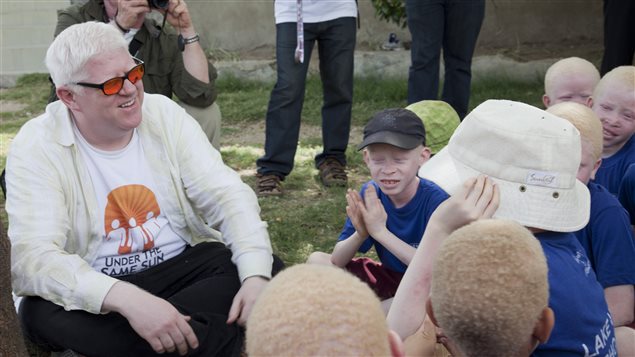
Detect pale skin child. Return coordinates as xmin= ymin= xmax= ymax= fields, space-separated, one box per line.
xmin=542 ymin=57 xmax=600 ymax=108
xmin=588 ymin=66 xmax=635 ymax=159
xmin=308 ymin=108 xmax=448 ymax=311
xmin=333 ymin=143 xmax=429 ymax=264
xmin=588 ymin=66 xmax=635 ymax=231
xmin=425 ymin=219 xmax=555 ymax=357
xmin=547 ymin=102 xmax=635 ymax=357
xmin=246 ymin=264 xmax=406 ymax=357
xmin=308 ymin=142 xmax=429 ymax=308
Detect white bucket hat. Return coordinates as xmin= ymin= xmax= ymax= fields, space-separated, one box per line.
xmin=418 ymin=99 xmax=590 ymax=232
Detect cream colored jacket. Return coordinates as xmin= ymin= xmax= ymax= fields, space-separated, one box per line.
xmin=7 ymin=93 xmax=272 ymax=313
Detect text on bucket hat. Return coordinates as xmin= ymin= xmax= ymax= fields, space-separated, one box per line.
xmin=405 ymin=100 xmax=460 ymax=155
xmin=357 ymin=108 xmax=426 ymax=150
xmin=418 ymin=99 xmax=590 ymax=232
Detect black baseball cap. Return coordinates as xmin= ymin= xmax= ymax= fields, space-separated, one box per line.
xmin=357 ymin=108 xmax=426 ymax=150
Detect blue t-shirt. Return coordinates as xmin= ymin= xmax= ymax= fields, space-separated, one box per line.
xmin=574 ymin=182 xmax=635 ymax=288
xmin=594 ymin=135 xmax=635 ymax=195
xmin=618 ymin=164 xmax=635 ymax=225
xmin=338 ymin=178 xmax=448 ymax=273
xmin=532 ymin=232 xmax=617 ymax=357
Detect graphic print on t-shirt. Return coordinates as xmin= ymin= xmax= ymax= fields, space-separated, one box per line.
xmin=104 ymin=184 xmax=164 ymax=255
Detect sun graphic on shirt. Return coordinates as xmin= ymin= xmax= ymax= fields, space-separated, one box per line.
xmin=104 ymin=184 xmax=162 ymax=255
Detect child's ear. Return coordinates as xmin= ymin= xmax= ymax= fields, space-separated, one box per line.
xmin=542 ymin=94 xmax=551 ymax=108
xmin=532 ymin=307 xmax=555 ymax=345
xmin=363 ymin=148 xmax=370 ymax=166
xmin=586 ymin=96 xmax=594 ymax=108
xmin=420 ymin=146 xmax=431 ymax=165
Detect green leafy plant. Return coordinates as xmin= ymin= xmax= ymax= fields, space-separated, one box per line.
xmin=370 ymin=0 xmax=407 ymax=28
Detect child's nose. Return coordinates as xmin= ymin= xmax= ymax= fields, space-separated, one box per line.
xmin=382 ymin=163 xmax=397 ymax=173
xmin=601 ymin=112 xmax=620 ymax=126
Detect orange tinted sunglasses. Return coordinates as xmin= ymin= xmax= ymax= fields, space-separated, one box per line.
xmin=76 ymin=58 xmax=145 ymax=96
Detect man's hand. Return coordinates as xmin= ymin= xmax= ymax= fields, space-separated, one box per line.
xmin=103 ymin=282 xmax=198 ymax=355
xmin=346 ymin=188 xmax=369 ymax=239
xmin=227 ymin=276 xmax=269 ymax=326
xmin=427 ymin=175 xmax=499 ymax=238
xmin=115 ymin=0 xmax=150 ymax=30
xmin=359 ymin=184 xmax=389 ymax=238
xmin=164 ymin=0 xmax=195 ymax=36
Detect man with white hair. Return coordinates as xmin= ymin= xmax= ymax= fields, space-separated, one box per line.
xmin=52 ymin=0 xmax=221 ymax=148
xmin=7 ymin=22 xmax=273 ymax=356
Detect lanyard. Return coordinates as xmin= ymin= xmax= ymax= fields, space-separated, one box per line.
xmin=294 ymin=0 xmax=304 ymax=63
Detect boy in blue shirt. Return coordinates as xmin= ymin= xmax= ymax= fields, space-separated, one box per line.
xmin=547 ymin=102 xmax=635 ymax=356
xmin=392 ymin=100 xmax=616 ymax=357
xmin=590 ymin=66 xmax=635 ymax=196
xmin=307 ymin=108 xmax=448 ymax=303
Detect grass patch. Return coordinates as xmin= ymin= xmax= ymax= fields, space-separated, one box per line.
xmin=470 ymin=77 xmax=544 ymax=110
xmin=0 ymin=72 xmax=544 ymax=266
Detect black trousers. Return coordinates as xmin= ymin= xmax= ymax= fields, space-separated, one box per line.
xmin=600 ymin=0 xmax=635 ymax=75
xmin=20 ymin=242 xmax=248 ymax=357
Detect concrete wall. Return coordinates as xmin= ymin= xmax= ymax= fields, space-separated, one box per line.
xmin=190 ymin=0 xmax=603 ymax=56
xmin=1 ymin=1 xmax=67 ymax=80
xmin=0 ymin=0 xmax=603 ymax=83
xmin=477 ymin=0 xmax=602 ymax=49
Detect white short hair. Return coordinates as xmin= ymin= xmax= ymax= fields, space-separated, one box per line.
xmin=46 ymin=21 xmax=128 ymax=88
xmin=544 ymin=57 xmax=600 ymax=96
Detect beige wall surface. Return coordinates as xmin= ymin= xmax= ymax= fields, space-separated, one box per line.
xmin=1 ymin=1 xmax=68 ymax=75
xmin=190 ymin=0 xmax=602 ymax=55
xmin=1 ymin=0 xmax=603 ymax=80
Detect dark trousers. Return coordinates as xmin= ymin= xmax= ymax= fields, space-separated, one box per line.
xmin=405 ymin=0 xmax=484 ymax=119
xmin=256 ymin=17 xmax=356 ymax=178
xmin=600 ymin=0 xmax=635 ymax=75
xmin=20 ymin=242 xmax=244 ymax=357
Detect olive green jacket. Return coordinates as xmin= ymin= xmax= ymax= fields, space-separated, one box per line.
xmin=51 ymin=0 xmax=217 ymax=108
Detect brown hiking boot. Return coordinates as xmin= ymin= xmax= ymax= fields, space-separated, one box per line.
xmin=318 ymin=157 xmax=348 ymax=187
xmin=256 ymin=173 xmax=283 ymax=196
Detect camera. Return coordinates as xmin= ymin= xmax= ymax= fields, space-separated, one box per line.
xmin=148 ymin=0 xmax=169 ymax=9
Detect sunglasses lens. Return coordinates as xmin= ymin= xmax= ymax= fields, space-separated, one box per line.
xmin=103 ymin=78 xmax=124 ymax=95
xmin=128 ymin=64 xmax=145 ymax=84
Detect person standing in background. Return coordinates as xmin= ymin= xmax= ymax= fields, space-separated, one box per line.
xmin=405 ymin=0 xmax=485 ymax=119
xmin=255 ymin=0 xmax=357 ymax=196
xmin=600 ymin=0 xmax=635 ymax=75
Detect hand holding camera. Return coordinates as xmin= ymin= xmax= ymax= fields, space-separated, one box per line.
xmin=114 ymin=0 xmax=195 ymax=37
xmin=148 ymin=0 xmax=169 ymax=9
xmin=163 ymin=0 xmax=196 ymax=38
xmin=113 ymin=0 xmax=151 ymax=31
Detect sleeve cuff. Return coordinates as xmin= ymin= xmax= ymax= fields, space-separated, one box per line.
xmin=74 ymin=271 xmax=120 ymax=314
xmin=234 ymin=251 xmax=273 ymax=282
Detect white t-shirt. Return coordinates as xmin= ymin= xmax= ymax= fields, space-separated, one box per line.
xmin=275 ymin=0 xmax=357 ymax=24
xmin=73 ymin=125 xmax=187 ymax=277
